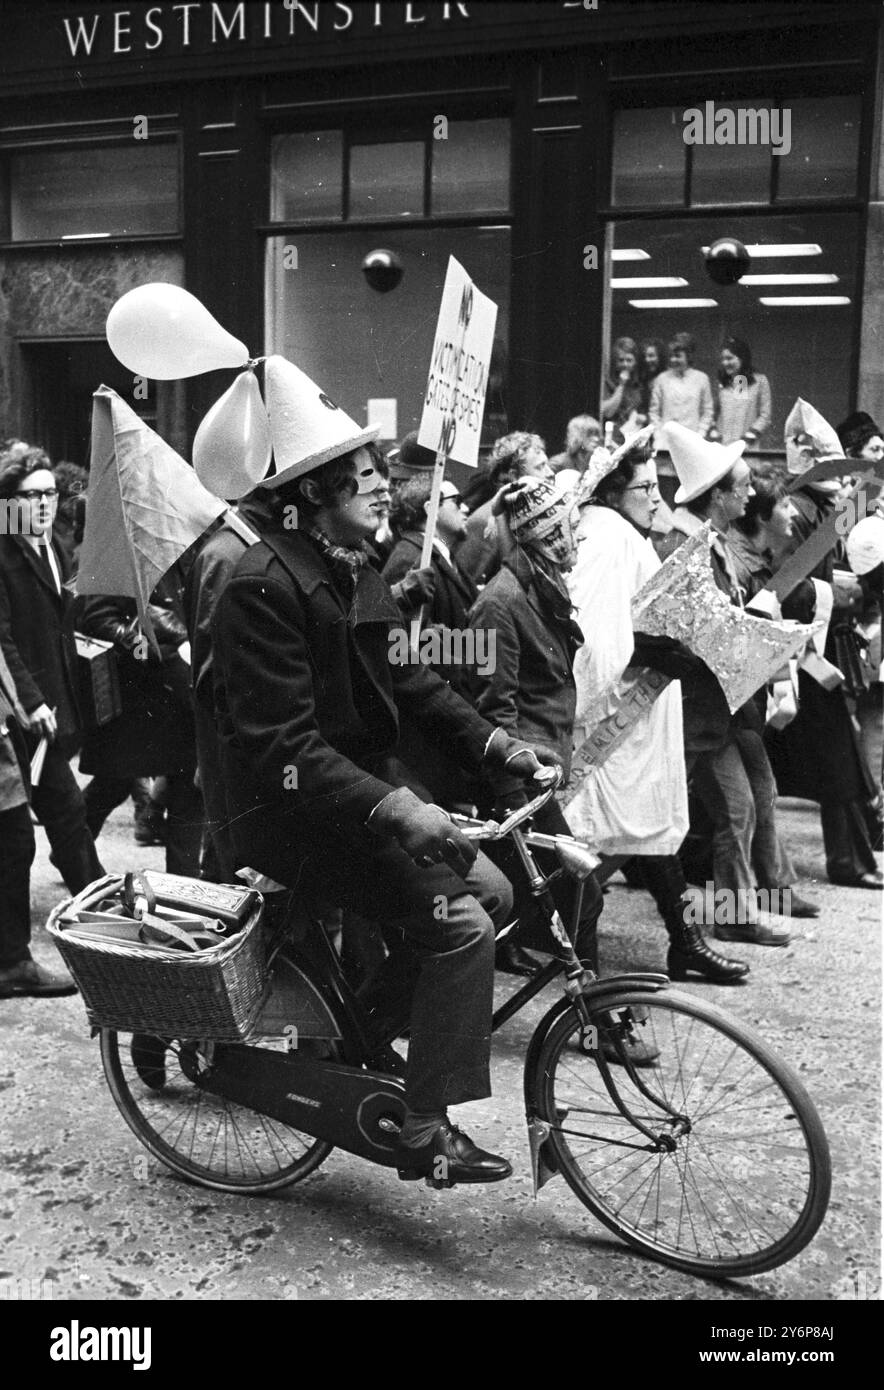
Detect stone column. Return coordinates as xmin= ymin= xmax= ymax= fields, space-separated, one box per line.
xmin=858 ymin=12 xmax=884 ymax=424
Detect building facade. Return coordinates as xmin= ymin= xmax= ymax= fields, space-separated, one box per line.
xmin=1 ymin=0 xmax=882 ymax=473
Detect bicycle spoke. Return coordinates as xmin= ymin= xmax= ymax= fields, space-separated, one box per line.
xmin=102 ymin=1031 xmax=332 ymax=1192
xmin=542 ymin=994 xmax=828 ymax=1276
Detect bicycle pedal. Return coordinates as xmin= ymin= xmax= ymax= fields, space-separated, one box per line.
xmin=395 ymin=1166 xmax=455 ymax=1189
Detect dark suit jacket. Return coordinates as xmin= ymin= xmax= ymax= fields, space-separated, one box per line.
xmin=381 ymin=531 xmax=478 ymax=699
xmin=468 ymin=550 xmax=581 ymax=780
xmin=210 ymin=525 xmax=495 ymax=884
xmin=0 ymin=530 xmax=81 ymax=750
xmin=77 ymin=579 xmax=195 ymax=779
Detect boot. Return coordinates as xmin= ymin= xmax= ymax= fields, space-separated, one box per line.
xmin=667 ymin=912 xmax=749 ymax=983
xmin=640 ymin=855 xmax=749 ymax=984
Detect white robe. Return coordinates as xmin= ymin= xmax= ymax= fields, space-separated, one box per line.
xmin=565 ymin=507 xmax=689 ymax=856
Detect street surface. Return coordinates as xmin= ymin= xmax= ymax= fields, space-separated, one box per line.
xmin=3 ymin=782 xmax=880 ymax=1302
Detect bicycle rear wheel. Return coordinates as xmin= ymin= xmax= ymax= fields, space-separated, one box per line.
xmin=533 ymin=988 xmax=830 ymax=1278
xmin=101 ymin=1029 xmax=334 ymax=1194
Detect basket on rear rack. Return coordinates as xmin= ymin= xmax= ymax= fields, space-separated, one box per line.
xmin=46 ymin=872 xmax=267 ymax=1041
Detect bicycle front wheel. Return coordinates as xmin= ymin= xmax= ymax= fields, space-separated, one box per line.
xmin=101 ymin=1029 xmax=334 ymax=1194
xmin=533 ymin=988 xmax=831 ymax=1278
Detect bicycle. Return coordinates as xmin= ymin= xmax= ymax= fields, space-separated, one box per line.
xmin=95 ymin=772 xmax=831 ymax=1280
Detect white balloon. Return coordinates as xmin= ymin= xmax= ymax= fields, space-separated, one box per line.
xmin=106 ymin=283 xmax=249 ymax=380
xmin=193 ymin=371 xmax=272 ymax=499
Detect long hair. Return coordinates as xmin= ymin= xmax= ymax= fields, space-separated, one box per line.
xmin=639 ymin=338 xmax=666 ymax=384
xmin=718 ymin=336 xmax=756 ymax=388
xmin=260 ymin=443 xmax=387 ymax=524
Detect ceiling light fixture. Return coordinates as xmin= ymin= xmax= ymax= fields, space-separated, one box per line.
xmin=741 ymin=273 xmax=839 ymax=286
xmin=628 ymin=298 xmax=717 ymax=309
xmin=611 ymin=277 xmax=689 ymax=289
xmin=611 ymin=248 xmax=650 ymax=262
xmin=758 ymin=295 xmax=850 ymax=306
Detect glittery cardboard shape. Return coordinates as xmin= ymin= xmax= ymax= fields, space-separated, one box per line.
xmin=630 ymin=524 xmax=817 ymax=712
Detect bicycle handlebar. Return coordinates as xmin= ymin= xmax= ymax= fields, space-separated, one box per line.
xmin=448 ymin=765 xmax=564 ymax=841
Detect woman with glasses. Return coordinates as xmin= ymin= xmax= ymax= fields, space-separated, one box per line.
xmin=0 ymin=444 xmax=105 ymax=901
xmin=565 ymin=436 xmax=749 ymax=982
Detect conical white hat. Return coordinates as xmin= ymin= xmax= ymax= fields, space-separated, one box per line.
xmin=262 ymin=355 xmax=380 ymax=489
xmin=660 ymin=421 xmax=746 ymax=505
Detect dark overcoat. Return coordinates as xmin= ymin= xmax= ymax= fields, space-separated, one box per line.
xmin=764 ymin=487 xmax=875 ymax=805
xmin=0 ymin=530 xmax=81 ymax=752
xmin=468 ymin=550 xmax=581 ymax=779
xmin=209 ymin=525 xmax=496 ymax=886
xmin=76 ymin=588 xmax=196 ymax=779
xmin=381 ymin=530 xmax=478 ymax=699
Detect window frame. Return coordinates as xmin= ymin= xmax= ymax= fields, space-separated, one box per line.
xmin=598 ymin=65 xmax=873 ymax=443
xmin=0 ymin=131 xmax=184 ymax=248
xmin=604 ymin=71 xmax=870 ymax=219
xmin=260 ymin=100 xmax=514 ymax=238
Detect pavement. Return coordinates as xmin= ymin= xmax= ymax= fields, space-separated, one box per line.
xmin=2 ymin=786 xmax=880 ymax=1303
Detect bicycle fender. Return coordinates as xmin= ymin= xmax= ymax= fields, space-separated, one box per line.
xmin=522 ymin=974 xmax=671 ymax=1195
xmin=523 ymin=974 xmax=671 ymax=1112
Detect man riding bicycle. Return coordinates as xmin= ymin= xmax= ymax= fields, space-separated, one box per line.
xmin=209 ymin=367 xmax=560 ymax=1186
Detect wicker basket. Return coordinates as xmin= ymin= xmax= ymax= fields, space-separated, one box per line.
xmin=46 ymin=874 xmax=268 ymax=1040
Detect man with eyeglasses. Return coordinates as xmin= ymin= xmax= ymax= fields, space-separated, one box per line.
xmin=0 ymin=446 xmax=104 ymax=932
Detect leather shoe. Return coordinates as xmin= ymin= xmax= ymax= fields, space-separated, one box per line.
xmin=830 ymin=872 xmax=883 ymax=891
xmin=715 ymin=910 xmax=791 ymax=946
xmin=494 ymin=939 xmax=542 ymax=977
xmin=0 ymin=959 xmax=77 ymax=998
xmin=396 ymin=1122 xmax=513 ymax=1186
xmin=774 ymin=889 xmax=820 ymax=918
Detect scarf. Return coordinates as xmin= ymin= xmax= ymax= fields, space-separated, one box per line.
xmin=304 ymin=526 xmax=369 ymax=601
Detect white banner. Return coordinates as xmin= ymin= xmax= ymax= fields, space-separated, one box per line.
xmin=417 ymin=256 xmax=497 ymax=469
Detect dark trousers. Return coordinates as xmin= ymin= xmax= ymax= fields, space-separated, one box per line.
xmin=164 ymin=773 xmax=204 ymax=877
xmin=822 ymin=798 xmax=878 ymax=882
xmin=0 ymin=802 xmax=36 ymax=968
xmin=30 ymin=743 xmax=104 ymax=896
xmin=291 ymin=834 xmax=512 ymax=1112
xmin=84 ymin=776 xmax=150 ymax=836
xmin=84 ymin=771 xmax=203 ymax=878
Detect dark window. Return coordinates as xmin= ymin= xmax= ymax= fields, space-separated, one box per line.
xmin=611 ymin=96 xmax=861 ymax=209
xmin=270 ymin=130 xmax=343 ymax=223
xmin=2 ymin=142 xmax=179 ymax=241
xmin=349 ymin=140 xmax=425 ymax=219
xmin=269 ymin=118 xmax=511 ymax=224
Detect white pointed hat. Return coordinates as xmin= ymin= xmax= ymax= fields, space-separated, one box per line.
xmin=783 ymin=397 xmax=844 ymax=477
xmin=261 ymin=355 xmax=380 ymax=489
xmin=660 ymin=421 xmax=746 ymax=505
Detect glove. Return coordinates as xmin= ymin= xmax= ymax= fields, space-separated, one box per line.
xmin=390 ymin=565 xmax=436 ymax=614
xmin=483 ymin=729 xmax=562 ymax=811
xmin=368 ymin=786 xmax=478 ymax=877
xmin=484 ymin=728 xmax=562 ymax=782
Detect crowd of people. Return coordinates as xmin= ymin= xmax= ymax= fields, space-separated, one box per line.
xmin=0 ymin=375 xmax=881 ymax=1185
xmin=602 ymin=332 xmax=773 ymax=448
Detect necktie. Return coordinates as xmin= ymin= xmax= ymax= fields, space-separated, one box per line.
xmin=38 ymin=538 xmax=60 ymax=594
